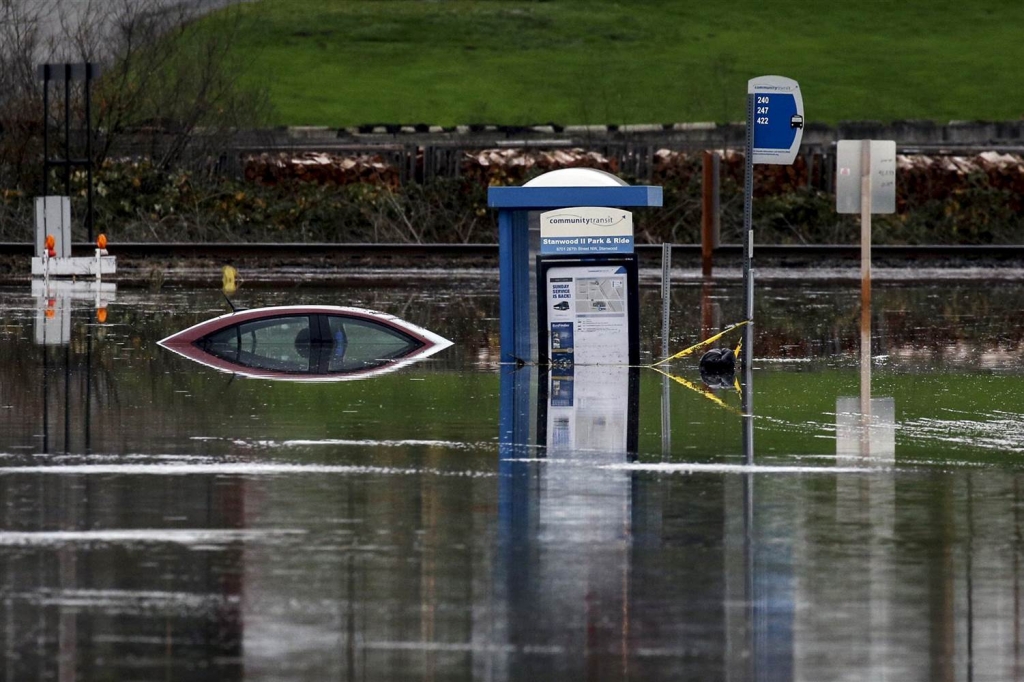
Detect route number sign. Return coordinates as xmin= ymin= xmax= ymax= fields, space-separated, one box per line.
xmin=741 ymin=75 xmax=803 ymax=340
xmin=748 ymin=76 xmax=804 ymax=165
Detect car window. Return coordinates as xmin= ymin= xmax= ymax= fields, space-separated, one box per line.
xmin=202 ymin=325 xmax=241 ymax=361
xmin=326 ymin=316 xmax=422 ymax=372
xmin=197 ymin=314 xmax=425 ymax=376
xmin=203 ymin=315 xmax=313 ymax=373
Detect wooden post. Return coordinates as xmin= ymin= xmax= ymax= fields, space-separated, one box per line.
xmin=700 ymin=279 xmax=718 ymax=340
xmin=859 ymin=140 xmax=873 ymax=454
xmin=860 ymin=140 xmax=872 ymax=303
xmin=701 ymin=150 xmax=720 ymax=278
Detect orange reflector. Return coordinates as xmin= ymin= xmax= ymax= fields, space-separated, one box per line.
xmin=45 ymin=234 xmax=55 ymax=250
xmin=97 ymin=307 xmax=108 ymax=323
xmin=97 ymin=234 xmax=107 ymax=249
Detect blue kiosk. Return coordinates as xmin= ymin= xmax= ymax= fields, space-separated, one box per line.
xmin=490 ymin=169 xmax=663 ymax=568
xmin=487 ymin=168 xmax=663 ymax=366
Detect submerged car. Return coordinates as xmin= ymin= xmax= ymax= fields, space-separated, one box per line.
xmin=158 ymin=305 xmax=452 ymax=381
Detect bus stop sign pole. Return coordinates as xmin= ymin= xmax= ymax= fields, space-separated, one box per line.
xmin=742 ymin=75 xmax=804 ymax=364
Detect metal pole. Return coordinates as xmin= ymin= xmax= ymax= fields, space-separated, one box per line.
xmin=63 ymin=63 xmax=71 ymax=196
xmin=85 ymin=63 xmax=94 ymax=243
xmin=661 ymin=371 xmax=671 ymax=460
xmin=860 ymin=140 xmax=872 ymax=304
xmin=42 ymin=66 xmax=49 ymax=197
xmin=660 ymin=240 xmax=673 ymax=458
xmin=660 ymin=242 xmax=672 ymax=360
xmin=742 ymin=93 xmax=755 ymax=371
xmin=742 ymin=350 xmax=754 ymax=463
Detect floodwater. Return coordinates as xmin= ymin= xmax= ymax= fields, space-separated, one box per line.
xmin=2 ymin=275 xmax=1024 ymax=681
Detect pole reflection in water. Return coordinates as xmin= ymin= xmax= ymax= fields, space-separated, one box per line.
xmin=498 ymin=363 xmax=645 ymax=679
xmin=737 ymin=332 xmax=758 ymax=682
xmin=500 ymin=363 xmax=738 ymax=678
xmin=34 ymin=280 xmax=116 ymax=455
xmin=796 ymin=282 xmax=899 ymax=680
xmin=496 ymin=348 xmax=804 ymax=680
xmin=536 ymin=365 xmax=639 ymax=676
xmin=4 ymin=294 xmax=245 ymax=681
xmin=738 ymin=328 xmax=798 ymax=682
xmin=6 ymin=279 xmax=1024 ymax=680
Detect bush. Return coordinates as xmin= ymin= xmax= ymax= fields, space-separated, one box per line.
xmin=2 ymin=154 xmax=1023 ymax=245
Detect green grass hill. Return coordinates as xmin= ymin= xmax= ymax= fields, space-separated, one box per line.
xmin=220 ymin=0 xmax=1024 ymax=127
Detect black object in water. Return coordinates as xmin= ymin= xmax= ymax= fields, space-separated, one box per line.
xmin=699 ymin=348 xmax=735 ymax=373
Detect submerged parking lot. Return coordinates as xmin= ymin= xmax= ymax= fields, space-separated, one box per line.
xmin=1 ymin=275 xmax=1023 ymax=680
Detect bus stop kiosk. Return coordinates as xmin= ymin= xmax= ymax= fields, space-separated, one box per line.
xmin=487 ymin=168 xmax=663 ymax=367
xmin=490 ymin=169 xmax=660 ymax=549
xmin=489 ymin=167 xmax=661 ymax=450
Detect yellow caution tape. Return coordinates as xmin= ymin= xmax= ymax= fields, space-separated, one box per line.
xmin=650 ymin=366 xmax=743 ymax=416
xmin=650 ymin=320 xmax=750 ymax=367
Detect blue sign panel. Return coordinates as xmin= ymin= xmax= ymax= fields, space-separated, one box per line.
xmin=540 ymin=235 xmax=634 ymax=255
xmin=748 ymin=76 xmax=804 ymax=165
xmin=754 ymin=93 xmax=798 ymax=151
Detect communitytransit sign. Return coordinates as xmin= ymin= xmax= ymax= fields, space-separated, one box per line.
xmin=539 ymin=207 xmax=634 ymax=255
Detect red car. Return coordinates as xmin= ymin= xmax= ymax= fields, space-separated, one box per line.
xmin=158 ymin=305 xmax=452 ymax=381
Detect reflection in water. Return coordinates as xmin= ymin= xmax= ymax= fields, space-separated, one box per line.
xmin=1 ymin=283 xmax=1024 ymax=679
xmin=538 ymin=365 xmax=639 ymax=456
xmin=805 ymin=284 xmax=898 ymax=680
xmin=32 ymin=280 xmax=116 ymax=347
xmin=835 ymin=282 xmax=896 ymax=463
xmin=500 ymin=363 xmax=730 ymax=678
xmin=1 ymin=460 xmax=246 ymax=680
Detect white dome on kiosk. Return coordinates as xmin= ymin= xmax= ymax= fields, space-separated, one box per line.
xmin=523 ymin=168 xmax=628 ymax=187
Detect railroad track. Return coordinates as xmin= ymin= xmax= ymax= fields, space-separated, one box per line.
xmin=4 ymin=242 xmax=1024 ymax=265
xmin=4 ymin=242 xmax=1023 ymax=288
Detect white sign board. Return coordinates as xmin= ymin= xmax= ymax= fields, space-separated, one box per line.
xmin=836 ymin=140 xmax=897 ymax=214
xmin=540 ymin=207 xmax=633 ymax=255
xmin=35 ymin=196 xmax=72 ymax=258
xmin=748 ymin=76 xmax=804 ymax=165
xmin=545 ymin=263 xmax=629 ymax=365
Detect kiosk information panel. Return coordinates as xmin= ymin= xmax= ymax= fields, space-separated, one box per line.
xmin=537 ymin=255 xmax=640 ymax=366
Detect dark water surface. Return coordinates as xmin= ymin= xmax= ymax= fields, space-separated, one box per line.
xmin=2 ymin=278 xmax=1024 ymax=681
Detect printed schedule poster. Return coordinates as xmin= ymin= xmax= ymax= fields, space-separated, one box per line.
xmin=545 ymin=264 xmax=629 ymax=365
